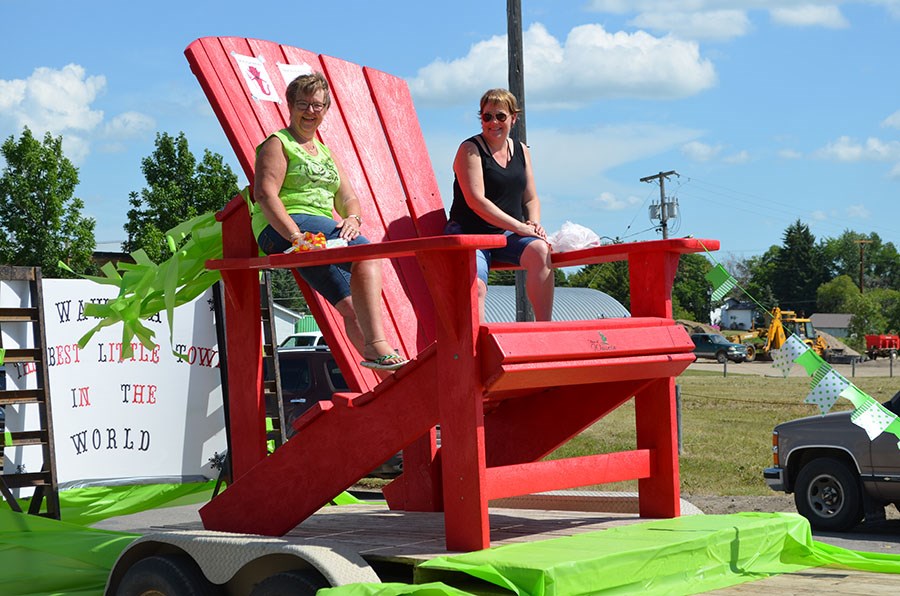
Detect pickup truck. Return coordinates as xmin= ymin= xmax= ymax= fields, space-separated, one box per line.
xmin=763 ymin=390 xmax=900 ymax=530
xmin=690 ymin=333 xmax=748 ymax=363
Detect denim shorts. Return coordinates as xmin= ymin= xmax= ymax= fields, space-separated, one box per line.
xmin=443 ymin=220 xmax=538 ymax=285
xmin=257 ymin=213 xmax=369 ymax=306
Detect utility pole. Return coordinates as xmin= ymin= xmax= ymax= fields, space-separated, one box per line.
xmin=856 ymin=239 xmax=873 ymax=293
xmin=508 ymin=0 xmax=533 ymax=321
xmin=640 ymin=170 xmax=678 ymax=239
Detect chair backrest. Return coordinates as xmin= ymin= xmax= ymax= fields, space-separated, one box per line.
xmin=186 ymin=37 xmax=445 ymax=391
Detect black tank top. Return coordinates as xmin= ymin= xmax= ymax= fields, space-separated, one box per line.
xmin=450 ymin=135 xmax=527 ymax=234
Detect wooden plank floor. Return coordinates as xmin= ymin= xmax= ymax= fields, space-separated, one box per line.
xmin=708 ymin=566 xmax=900 ymax=595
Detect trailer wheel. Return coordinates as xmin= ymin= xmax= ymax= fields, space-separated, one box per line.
xmin=250 ymin=570 xmax=328 ymax=596
xmin=117 ymin=554 xmax=219 ymax=596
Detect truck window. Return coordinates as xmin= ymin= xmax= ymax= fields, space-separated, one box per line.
xmin=327 ymin=359 xmax=349 ymax=392
xmin=280 ymin=360 xmax=311 ymax=393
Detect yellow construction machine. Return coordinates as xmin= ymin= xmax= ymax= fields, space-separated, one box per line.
xmin=726 ymin=307 xmax=830 ymax=362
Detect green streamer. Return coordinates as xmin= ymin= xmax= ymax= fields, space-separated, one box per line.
xmin=60 ymin=211 xmax=223 ymax=360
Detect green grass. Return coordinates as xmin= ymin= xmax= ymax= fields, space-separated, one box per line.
xmin=549 ymin=371 xmax=899 ymax=496
xmin=356 ymin=372 xmax=897 ymax=497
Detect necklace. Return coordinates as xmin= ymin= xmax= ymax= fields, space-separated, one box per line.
xmin=288 ymin=127 xmax=318 ymax=155
xmin=480 ymin=135 xmax=512 ymax=164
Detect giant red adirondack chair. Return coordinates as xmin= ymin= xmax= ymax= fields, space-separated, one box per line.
xmin=186 ymin=37 xmax=718 ymax=552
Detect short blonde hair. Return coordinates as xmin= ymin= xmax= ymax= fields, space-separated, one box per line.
xmin=478 ymin=88 xmax=520 ymax=116
xmin=285 ymin=72 xmax=331 ymax=108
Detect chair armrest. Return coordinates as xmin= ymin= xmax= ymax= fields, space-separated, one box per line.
xmin=206 ymin=234 xmax=507 ymax=272
xmin=550 ymin=238 xmax=719 ymax=268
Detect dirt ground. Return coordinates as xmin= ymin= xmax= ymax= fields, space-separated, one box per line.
xmin=684 ymin=493 xmax=796 ymax=515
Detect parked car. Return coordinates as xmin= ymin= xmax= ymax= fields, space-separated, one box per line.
xmin=279 ymin=331 xmax=326 ymax=348
xmin=690 ymin=333 xmax=748 ymax=363
xmin=268 ymin=346 xmax=401 ymax=477
xmin=763 ymin=390 xmax=900 ymax=531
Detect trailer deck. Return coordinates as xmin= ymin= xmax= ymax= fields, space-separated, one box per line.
xmin=94 ymin=494 xmax=900 ymax=595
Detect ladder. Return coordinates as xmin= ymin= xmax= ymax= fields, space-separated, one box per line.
xmin=0 ymin=265 xmax=60 ymax=519
xmin=260 ymin=271 xmax=287 ymax=451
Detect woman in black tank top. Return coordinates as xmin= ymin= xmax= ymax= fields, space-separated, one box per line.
xmin=446 ymin=88 xmax=554 ymax=322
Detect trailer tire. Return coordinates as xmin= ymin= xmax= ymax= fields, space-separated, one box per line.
xmin=250 ymin=570 xmax=328 ymax=596
xmin=117 ymin=554 xmax=219 ymax=596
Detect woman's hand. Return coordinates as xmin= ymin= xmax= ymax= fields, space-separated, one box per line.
xmin=524 ymin=220 xmax=547 ymax=241
xmin=337 ymin=216 xmax=361 ymax=241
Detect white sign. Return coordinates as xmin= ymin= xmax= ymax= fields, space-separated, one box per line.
xmin=232 ymin=52 xmax=280 ymax=102
xmin=2 ymin=279 xmax=226 ymax=489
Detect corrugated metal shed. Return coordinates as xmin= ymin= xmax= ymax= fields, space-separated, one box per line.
xmin=484 ymin=286 xmax=630 ymax=323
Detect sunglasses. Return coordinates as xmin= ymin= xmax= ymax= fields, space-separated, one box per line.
xmin=481 ymin=112 xmax=509 ymax=123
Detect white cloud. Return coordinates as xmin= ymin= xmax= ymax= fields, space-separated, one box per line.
xmin=882 ymin=110 xmax=900 ymax=129
xmin=681 ymin=140 xmax=722 ymax=161
xmin=0 ymin=64 xmax=105 ymax=163
xmin=890 ymin=163 xmax=900 ymax=179
xmin=629 ymin=10 xmax=752 ymax=40
xmin=408 ymin=22 xmax=716 ymax=106
xmin=723 ymin=150 xmax=750 ymax=164
xmin=816 ymin=135 xmax=900 ymax=162
xmin=770 ymin=5 xmax=849 ymax=28
xmin=778 ymin=148 xmax=803 ymax=159
xmin=593 ymin=191 xmax=643 ymax=211
xmin=811 ymin=210 xmax=827 ymax=221
xmin=845 ymin=204 xmax=870 ymax=218
xmin=103 ymin=111 xmax=156 ymax=140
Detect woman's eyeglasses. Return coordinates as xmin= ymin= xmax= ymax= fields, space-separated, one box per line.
xmin=481 ymin=112 xmax=509 ymax=123
xmin=295 ymin=101 xmax=326 ymax=113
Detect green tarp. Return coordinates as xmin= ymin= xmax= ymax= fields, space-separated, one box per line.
xmin=322 ymin=512 xmax=900 ymax=596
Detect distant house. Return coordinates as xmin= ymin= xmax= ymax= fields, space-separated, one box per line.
xmin=719 ymin=298 xmax=758 ymax=330
xmin=811 ymin=313 xmax=853 ymax=339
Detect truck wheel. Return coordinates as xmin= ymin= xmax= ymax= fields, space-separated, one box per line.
xmin=250 ymin=570 xmax=328 ymax=596
xmin=794 ymin=457 xmax=863 ymax=531
xmin=716 ymin=351 xmax=727 ymax=364
xmin=117 ymin=554 xmax=219 ymax=596
xmin=743 ymin=345 xmax=756 ymax=362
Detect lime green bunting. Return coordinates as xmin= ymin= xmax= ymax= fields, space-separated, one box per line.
xmin=60 ymin=211 xmax=223 ymax=360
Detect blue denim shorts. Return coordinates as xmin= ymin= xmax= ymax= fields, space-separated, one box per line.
xmin=257 ymin=213 xmax=369 ymax=306
xmin=443 ymin=220 xmax=538 ymax=285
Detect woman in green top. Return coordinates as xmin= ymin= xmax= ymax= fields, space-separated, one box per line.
xmin=254 ymin=72 xmax=406 ymax=371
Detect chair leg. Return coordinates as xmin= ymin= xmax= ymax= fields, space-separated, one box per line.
xmin=635 ymin=377 xmax=680 ymax=518
xmin=439 ymin=375 xmax=490 ymax=551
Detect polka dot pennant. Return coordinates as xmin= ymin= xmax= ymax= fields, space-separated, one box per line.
xmin=803 ymin=368 xmax=848 ymax=415
xmin=770 ymin=335 xmax=809 ymax=377
xmin=851 ymin=398 xmax=899 ymax=441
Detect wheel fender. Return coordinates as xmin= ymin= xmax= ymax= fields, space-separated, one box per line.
xmin=105 ymin=532 xmax=380 ymax=594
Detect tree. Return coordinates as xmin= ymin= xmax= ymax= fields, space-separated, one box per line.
xmin=816 ymin=275 xmax=859 ymax=313
xmin=566 ymin=261 xmax=630 ymax=310
xmin=0 ymin=128 xmax=96 ymax=277
xmin=771 ymin=220 xmax=827 ymax=315
xmin=672 ymin=253 xmax=713 ymax=323
xmin=123 ymin=132 xmax=239 ymax=263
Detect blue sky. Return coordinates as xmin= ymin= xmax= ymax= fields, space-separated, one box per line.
xmin=2 ymin=0 xmax=899 ymax=263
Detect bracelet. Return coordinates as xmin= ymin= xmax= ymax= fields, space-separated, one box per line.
xmin=347 ymin=214 xmax=363 ymax=226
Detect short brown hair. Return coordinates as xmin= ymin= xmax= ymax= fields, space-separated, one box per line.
xmin=479 ymin=88 xmax=520 ymax=116
xmin=285 ymin=72 xmax=331 ymax=108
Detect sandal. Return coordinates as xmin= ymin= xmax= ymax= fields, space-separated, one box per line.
xmin=360 ymin=353 xmax=409 ymax=371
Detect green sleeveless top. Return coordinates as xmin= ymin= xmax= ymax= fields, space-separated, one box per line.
xmin=250 ymin=129 xmax=341 ymax=239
